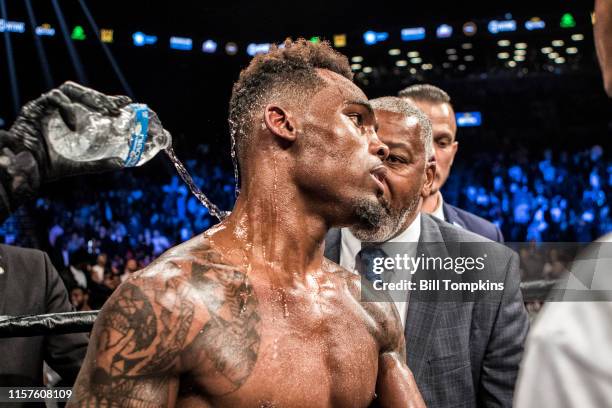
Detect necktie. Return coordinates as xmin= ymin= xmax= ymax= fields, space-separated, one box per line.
xmin=356 ymin=245 xmax=388 ymax=283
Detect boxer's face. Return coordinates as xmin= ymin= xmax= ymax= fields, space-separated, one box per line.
xmin=292 ymin=70 xmax=390 ymax=228
xmin=410 ymin=100 xmax=457 ymax=194
xmin=350 ymin=110 xmax=433 ymax=241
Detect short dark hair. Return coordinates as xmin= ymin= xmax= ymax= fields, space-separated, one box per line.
xmin=228 ymin=38 xmax=352 ymax=165
xmin=398 ymin=84 xmax=451 ymax=104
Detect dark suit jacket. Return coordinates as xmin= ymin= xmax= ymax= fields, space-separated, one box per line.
xmin=0 ymin=244 xmax=88 ymax=403
xmin=324 ymin=214 xmax=528 ymax=408
xmin=443 ymin=202 xmax=505 ymax=243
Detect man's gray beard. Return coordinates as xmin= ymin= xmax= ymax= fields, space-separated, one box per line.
xmin=350 ymin=196 xmax=419 ymax=242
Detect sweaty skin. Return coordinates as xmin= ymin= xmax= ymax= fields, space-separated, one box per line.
xmin=69 ymin=69 xmax=425 ymax=408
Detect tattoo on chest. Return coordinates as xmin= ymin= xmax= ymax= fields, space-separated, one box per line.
xmin=73 ymin=248 xmax=262 ymax=406
xmin=190 ymin=261 xmax=262 ymax=395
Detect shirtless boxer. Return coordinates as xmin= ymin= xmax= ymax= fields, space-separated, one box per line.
xmin=68 ymin=39 xmax=425 ymax=407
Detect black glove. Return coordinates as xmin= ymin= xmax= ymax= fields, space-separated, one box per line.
xmin=7 ymin=81 xmax=134 ymax=181
xmin=0 ymin=81 xmax=135 ymax=220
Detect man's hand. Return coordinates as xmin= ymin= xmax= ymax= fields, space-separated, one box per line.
xmin=2 ymin=81 xmax=133 ymax=181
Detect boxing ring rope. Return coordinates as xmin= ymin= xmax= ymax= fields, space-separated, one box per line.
xmin=0 ymin=280 xmax=558 ymax=338
xmin=0 ymin=311 xmax=98 ymax=338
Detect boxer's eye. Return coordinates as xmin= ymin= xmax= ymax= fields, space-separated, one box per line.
xmin=348 ymin=113 xmax=363 ymax=127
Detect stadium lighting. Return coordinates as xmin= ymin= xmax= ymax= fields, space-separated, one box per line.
xmin=571 ymin=33 xmax=584 ymax=41
xmin=445 ymin=48 xmax=457 ymax=54
xmin=225 ymin=42 xmax=238 ymax=55
xmin=409 ymin=67 xmax=417 ymax=74
xmin=202 ymin=40 xmax=217 ymax=53
xmin=541 ymin=47 xmax=553 ymax=54
xmin=525 ymin=17 xmax=546 ymax=31
xmin=395 ymin=60 xmax=408 ymax=67
xmin=170 ymin=36 xmax=193 ymax=51
xmin=35 ymin=23 xmax=55 ymax=36
xmin=442 ymin=62 xmax=451 ymax=68
xmin=132 ymin=31 xmax=157 ymax=47
xmin=464 ymin=55 xmax=474 ymax=62
xmin=497 ymin=52 xmax=510 ymax=59
xmin=513 ymin=55 xmax=525 ymax=61
xmin=548 ymin=52 xmax=559 ymax=59
xmin=421 ymin=63 xmax=433 ymax=70
xmin=555 ymin=57 xmax=566 ymax=64
xmin=488 ymin=19 xmax=516 ymax=34
xmin=70 ymin=25 xmax=86 ymax=40
xmin=0 ymin=19 xmax=26 ymax=33
xmin=436 ymin=24 xmax=453 ymax=38
xmin=100 ymin=29 xmax=113 ymax=43
xmin=560 ymin=13 xmax=576 ymax=28
xmin=514 ymin=49 xmax=527 ymax=56
xmin=566 ymin=47 xmax=578 ymax=54
xmin=364 ymin=30 xmax=389 ymax=45
xmin=462 ymin=22 xmax=477 ymax=36
xmin=363 ymin=66 xmax=373 ymax=73
xmin=401 ymin=27 xmax=426 ymax=41
xmin=388 ymin=48 xmax=401 ymax=56
xmin=552 ymin=40 xmax=565 ymax=47
xmin=448 ymin=54 xmax=458 ymax=61
xmin=247 ymin=43 xmax=270 ymax=56
xmin=508 ymin=61 xmax=517 ymax=67
xmin=351 ymin=55 xmax=363 ymax=63
xmin=461 ymin=43 xmax=472 ymax=49
xmin=351 ymin=63 xmax=362 ymax=70
xmin=407 ymin=51 xmax=420 ymax=58
xmin=515 ymin=42 xmax=527 ymax=49
xmin=458 ymin=64 xmax=466 ymax=71
xmin=497 ymin=40 xmax=511 ymax=47
xmin=410 ymin=57 xmax=422 ymax=64
xmin=333 ymin=34 xmax=346 ymax=47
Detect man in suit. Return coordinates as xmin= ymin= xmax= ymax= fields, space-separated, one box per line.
xmin=398 ymin=84 xmax=504 ymax=242
xmin=0 ymin=244 xmax=88 ymax=404
xmin=325 ymin=96 xmax=528 ymax=408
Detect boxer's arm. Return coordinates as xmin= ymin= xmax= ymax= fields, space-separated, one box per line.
xmin=68 ymin=269 xmax=200 ymax=407
xmin=374 ymin=304 xmax=426 ymax=408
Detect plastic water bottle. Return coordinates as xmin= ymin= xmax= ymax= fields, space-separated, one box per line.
xmin=45 ymin=103 xmax=171 ymax=167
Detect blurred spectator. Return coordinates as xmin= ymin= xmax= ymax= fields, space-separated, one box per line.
xmin=70 ymin=287 xmax=91 ymax=312
xmin=90 ymin=253 xmax=107 ymax=284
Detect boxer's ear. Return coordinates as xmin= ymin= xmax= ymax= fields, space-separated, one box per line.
xmin=263 ymin=104 xmax=297 ymax=142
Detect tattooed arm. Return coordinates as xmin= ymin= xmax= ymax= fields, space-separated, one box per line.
xmin=67 ymin=264 xmax=199 ymax=407
xmin=68 ymin=245 xmax=262 ymax=407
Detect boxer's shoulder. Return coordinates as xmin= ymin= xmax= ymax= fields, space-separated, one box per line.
xmin=321 ymin=258 xmax=403 ymax=352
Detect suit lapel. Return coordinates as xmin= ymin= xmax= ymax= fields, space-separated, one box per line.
xmin=404 ymin=215 xmax=448 ymax=380
xmin=324 ymin=228 xmax=341 ymax=264
xmin=443 ymin=203 xmax=467 ymax=229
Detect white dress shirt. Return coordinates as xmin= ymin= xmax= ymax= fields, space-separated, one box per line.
xmin=515 ymin=234 xmax=612 ymax=407
xmin=339 ymin=213 xmax=421 ymax=326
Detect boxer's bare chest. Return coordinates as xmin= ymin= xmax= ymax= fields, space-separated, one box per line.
xmin=176 ymin=264 xmax=382 ymax=408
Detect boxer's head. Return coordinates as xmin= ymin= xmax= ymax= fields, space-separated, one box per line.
xmin=351 ymin=97 xmax=435 ymax=241
xmin=399 ymin=84 xmax=457 ymax=195
xmin=229 ymin=39 xmax=390 ymax=228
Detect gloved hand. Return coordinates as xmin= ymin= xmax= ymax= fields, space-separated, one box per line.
xmin=0 ymin=81 xmax=134 ymax=219
xmin=2 ymin=81 xmax=133 ymax=181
